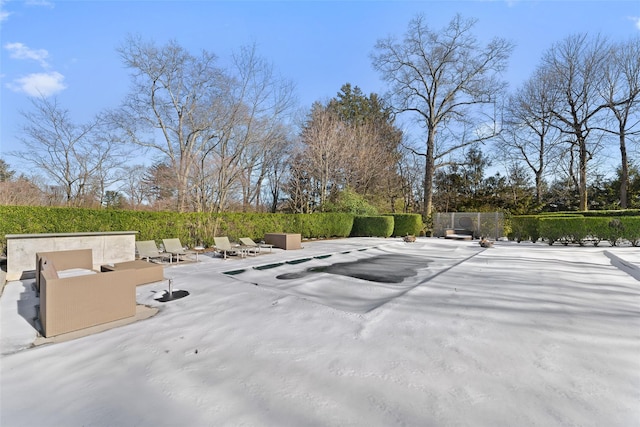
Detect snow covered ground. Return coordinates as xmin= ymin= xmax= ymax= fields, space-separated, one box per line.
xmin=1 ymin=237 xmax=639 ymax=426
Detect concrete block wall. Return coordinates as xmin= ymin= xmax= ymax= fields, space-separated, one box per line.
xmin=5 ymin=231 xmax=138 ymax=281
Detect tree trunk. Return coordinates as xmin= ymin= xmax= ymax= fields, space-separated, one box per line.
xmin=423 ymin=129 xmax=436 ymax=217
xmin=619 ymin=131 xmax=628 ymax=209
xmin=579 ymin=139 xmax=588 ymax=211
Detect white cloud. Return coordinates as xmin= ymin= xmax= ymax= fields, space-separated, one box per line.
xmin=6 ymin=71 xmax=67 ymax=97
xmin=0 ymin=0 xmax=10 ymax=22
xmin=4 ymin=42 xmax=50 ymax=68
xmin=631 ymin=16 xmax=640 ymax=31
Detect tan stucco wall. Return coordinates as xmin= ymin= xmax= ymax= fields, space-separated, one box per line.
xmin=5 ymin=231 xmax=137 ymax=281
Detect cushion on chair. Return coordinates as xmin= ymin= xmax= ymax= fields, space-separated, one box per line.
xmin=58 ymin=268 xmax=98 ymax=278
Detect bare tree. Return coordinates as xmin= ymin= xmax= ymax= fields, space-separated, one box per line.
xmin=284 ymin=147 xmax=315 ymax=213
xmin=263 ymin=137 xmax=293 ymax=212
xmin=283 ymin=105 xmax=343 ymax=213
xmin=326 ymin=84 xmax=404 ymax=211
xmin=213 ymin=44 xmax=296 ymax=213
xmin=599 ymin=36 xmax=640 ymax=208
xmin=542 ymin=33 xmax=612 ymax=211
xmin=12 ymin=96 xmax=125 ymax=206
xmin=142 ymin=162 xmax=178 ymax=211
xmin=0 ymin=160 xmax=43 ymax=206
xmin=115 ymin=35 xmax=225 ymax=212
xmin=500 ymin=68 xmax=563 ymax=203
xmin=371 ymin=13 xmax=514 ymax=216
xmin=119 ymin=164 xmax=149 ymax=210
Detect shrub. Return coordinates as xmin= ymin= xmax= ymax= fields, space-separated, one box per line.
xmin=388 ymin=213 xmax=423 ymax=237
xmin=538 ymin=217 xmax=588 ymax=245
xmin=350 ymin=215 xmax=394 ymax=237
xmin=322 ymin=187 xmax=379 ymax=215
xmin=621 ymin=217 xmax=640 ymax=246
xmin=509 ymin=215 xmax=540 ymax=243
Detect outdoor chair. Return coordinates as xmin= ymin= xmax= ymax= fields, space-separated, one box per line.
xmin=136 ymin=240 xmax=172 ymax=263
xmin=162 ymin=238 xmax=197 ymax=263
xmin=214 ymin=236 xmax=242 ymax=259
xmin=237 ymin=237 xmax=260 ymax=256
xmin=239 ymin=237 xmax=273 ymax=254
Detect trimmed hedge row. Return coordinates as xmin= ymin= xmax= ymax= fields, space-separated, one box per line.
xmin=544 ymin=209 xmax=640 ymax=218
xmin=510 ymin=214 xmax=640 ymax=246
xmin=0 ymin=206 xmax=355 ymax=253
xmin=509 ymin=213 xmax=584 ymax=243
xmin=0 ymin=206 xmax=422 ymax=253
xmin=538 ymin=217 xmax=640 ymax=246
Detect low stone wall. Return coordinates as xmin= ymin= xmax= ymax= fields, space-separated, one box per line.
xmin=5 ymin=231 xmax=138 ymax=281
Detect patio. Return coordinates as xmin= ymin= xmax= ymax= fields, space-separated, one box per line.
xmin=1 ymin=237 xmax=639 ymax=426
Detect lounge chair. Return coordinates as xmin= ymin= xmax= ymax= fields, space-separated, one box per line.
xmin=162 ymin=238 xmax=197 ymax=263
xmin=136 ymin=240 xmax=171 ymax=263
xmin=237 ymin=238 xmax=260 ymax=256
xmin=239 ymin=237 xmax=273 ymax=254
xmin=213 ymin=236 xmax=242 ymax=259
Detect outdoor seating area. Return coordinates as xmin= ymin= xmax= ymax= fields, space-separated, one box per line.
xmin=10 ymin=233 xmax=286 ymax=338
xmin=4 ymin=234 xmax=286 ymax=339
xmin=36 ymin=248 xmax=140 ymax=337
xmin=133 ymin=236 xmax=278 ymax=263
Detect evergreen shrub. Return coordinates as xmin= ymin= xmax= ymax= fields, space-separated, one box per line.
xmin=388 ymin=213 xmax=423 ymax=237
xmin=350 ymin=216 xmax=394 ymax=238
xmin=509 ymin=215 xmax=540 ymax=243
xmin=0 ymin=206 xmax=355 ymax=253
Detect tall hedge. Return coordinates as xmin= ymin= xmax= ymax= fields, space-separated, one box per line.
xmin=350 ymin=215 xmax=394 ymax=238
xmin=0 ymin=206 xmax=355 ymax=253
xmin=388 ymin=213 xmax=423 ymax=237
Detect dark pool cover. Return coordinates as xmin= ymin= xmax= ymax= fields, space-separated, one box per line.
xmin=277 ymin=254 xmax=430 ymax=284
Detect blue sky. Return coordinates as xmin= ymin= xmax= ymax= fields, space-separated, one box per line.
xmin=1 ymin=0 xmax=639 ymax=174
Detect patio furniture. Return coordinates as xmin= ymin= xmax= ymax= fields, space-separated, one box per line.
xmin=101 ymin=260 xmax=165 ymax=285
xmin=192 ymin=246 xmax=206 ymax=261
xmin=136 ymin=240 xmax=172 ymax=263
xmin=239 ymin=237 xmax=273 ymax=254
xmin=238 ymin=237 xmax=258 ymax=254
xmin=35 ymin=248 xmax=95 ymax=294
xmin=214 ymin=237 xmax=242 ymax=259
xmin=37 ymin=249 xmax=138 ymax=337
xmin=264 ymin=233 xmax=302 ymax=250
xmin=162 ymin=238 xmax=197 ymax=263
